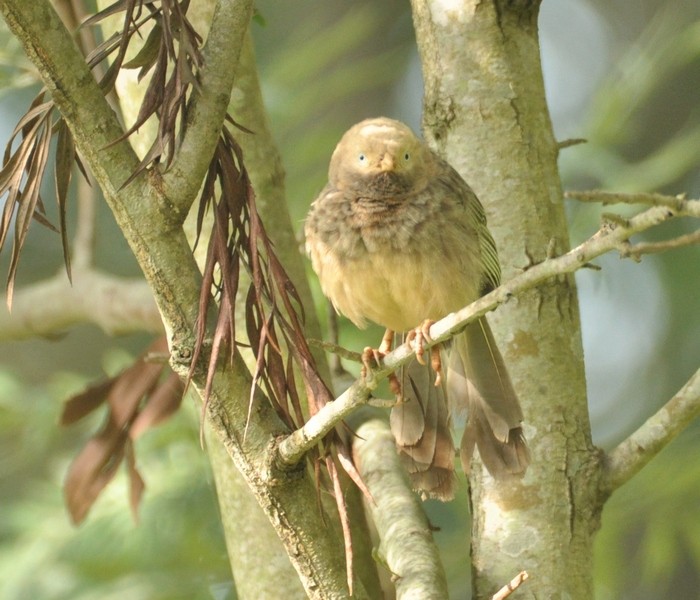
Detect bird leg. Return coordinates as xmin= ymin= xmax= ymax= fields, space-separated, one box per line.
xmin=406 ymin=319 xmax=443 ymax=386
xmin=361 ymin=329 xmax=402 ymax=396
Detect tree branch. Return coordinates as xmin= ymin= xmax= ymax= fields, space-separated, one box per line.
xmin=618 ymin=230 xmax=700 ymax=261
xmin=601 ymin=368 xmax=700 ymax=495
xmin=0 ymin=270 xmax=161 ymax=340
xmin=277 ymin=198 xmax=700 ymax=465
xmin=162 ymin=0 xmax=253 ymax=218
xmin=567 ymin=190 xmax=700 ymax=260
xmin=0 ymin=3 xmax=366 ymax=596
xmin=565 ymin=189 xmax=689 ymax=210
xmin=351 ymin=416 xmax=449 ymax=599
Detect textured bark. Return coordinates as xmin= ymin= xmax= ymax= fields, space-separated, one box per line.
xmin=0 ymin=1 xmax=368 ymax=597
xmin=353 ymin=416 xmax=449 ymax=600
xmin=411 ymin=1 xmax=602 ymax=598
xmin=206 ymin=423 xmax=306 ymax=600
xmin=100 ymin=3 xmax=380 ymax=596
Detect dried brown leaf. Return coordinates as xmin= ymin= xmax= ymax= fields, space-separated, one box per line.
xmin=327 ymin=455 xmax=354 ymax=596
xmin=122 ymin=21 xmax=162 ymax=73
xmin=130 ymin=372 xmax=184 ymax=438
xmin=125 ymin=439 xmax=145 ymax=523
xmin=61 ymin=377 xmax=116 ymax=425
xmin=64 ymin=418 xmax=127 ymax=524
xmin=7 ymin=109 xmax=53 ymax=306
xmin=62 ymin=337 xmax=182 ymax=522
xmin=54 ymin=120 xmax=74 ymax=281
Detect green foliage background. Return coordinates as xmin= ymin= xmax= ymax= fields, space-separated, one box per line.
xmin=0 ymin=1 xmax=698 ymax=599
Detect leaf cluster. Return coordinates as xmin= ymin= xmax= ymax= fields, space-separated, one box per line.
xmin=0 ymin=0 xmax=202 ymax=304
xmin=190 ymin=121 xmax=333 ymax=434
xmin=0 ymin=95 xmax=82 ymax=306
xmin=83 ymin=0 xmax=204 ymax=185
xmin=61 ymin=336 xmax=182 ymax=524
xmin=0 ymin=366 xmax=230 ymax=600
xmin=0 ymin=0 xmax=360 ymax=551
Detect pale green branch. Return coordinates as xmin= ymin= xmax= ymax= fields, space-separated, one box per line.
xmin=0 ymin=271 xmax=161 ymax=340
xmin=601 ymin=368 xmax=700 ymax=495
xmin=564 ymin=190 xmax=691 ymax=210
xmin=278 ymin=198 xmax=700 ymax=466
xmin=352 ymin=417 xmax=448 ymax=599
xmin=163 ymin=0 xmax=254 ymax=218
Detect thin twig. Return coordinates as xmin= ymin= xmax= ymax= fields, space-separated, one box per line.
xmin=619 ymin=229 xmax=700 ymax=260
xmin=557 ymin=138 xmax=586 ymax=150
xmin=565 ymin=189 xmax=689 ymax=211
xmin=308 ymin=338 xmax=364 ymax=364
xmin=492 ymin=571 xmax=529 ymax=600
xmin=602 ymin=367 xmax=700 ymax=495
xmin=277 ymin=198 xmax=700 ymax=466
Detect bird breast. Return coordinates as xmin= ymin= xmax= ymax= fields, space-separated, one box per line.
xmin=306 ymin=190 xmax=482 ymax=332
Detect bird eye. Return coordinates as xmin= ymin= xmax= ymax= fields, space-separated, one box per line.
xmin=358 ymin=153 xmax=367 ymax=164
xmin=403 ymin=152 xmax=410 ymax=161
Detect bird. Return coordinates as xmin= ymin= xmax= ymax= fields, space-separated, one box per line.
xmin=304 ymin=117 xmax=529 ymax=500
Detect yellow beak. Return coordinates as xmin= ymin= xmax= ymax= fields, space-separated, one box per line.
xmin=379 ymin=153 xmax=395 ymax=171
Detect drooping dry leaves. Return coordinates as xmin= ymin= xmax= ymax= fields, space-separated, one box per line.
xmin=0 ymin=93 xmax=71 ymax=307
xmin=190 ymin=121 xmax=333 ymax=434
xmin=82 ymin=0 xmax=205 ymax=187
xmin=61 ymin=337 xmax=183 ymax=523
xmin=0 ymin=0 xmax=203 ymax=305
xmin=3 ymin=0 xmax=358 ymax=584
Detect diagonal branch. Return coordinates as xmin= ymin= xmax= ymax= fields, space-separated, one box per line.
xmin=162 ymin=0 xmax=254 ymax=218
xmin=277 ymin=197 xmax=700 ymax=466
xmin=564 ymin=189 xmax=690 ymax=209
xmin=600 ymin=367 xmax=700 ymax=495
xmin=0 ymin=2 xmax=367 ymax=597
xmin=352 ymin=416 xmax=448 ymax=599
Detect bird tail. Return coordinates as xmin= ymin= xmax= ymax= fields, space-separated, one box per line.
xmin=390 ymin=357 xmax=456 ymax=501
xmin=448 ymin=317 xmax=529 ymax=478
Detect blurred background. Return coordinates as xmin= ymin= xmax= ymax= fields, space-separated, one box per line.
xmin=1 ymin=0 xmax=699 ymax=598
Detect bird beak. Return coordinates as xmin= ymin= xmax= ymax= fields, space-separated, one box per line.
xmin=379 ymin=153 xmax=395 ymax=172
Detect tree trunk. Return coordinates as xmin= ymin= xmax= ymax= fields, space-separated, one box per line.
xmin=411 ymin=1 xmax=603 ymax=597
xmin=103 ymin=2 xmax=381 ymax=594
xmin=213 ymin=30 xmax=381 ymax=598
xmin=0 ymin=0 xmax=374 ymax=596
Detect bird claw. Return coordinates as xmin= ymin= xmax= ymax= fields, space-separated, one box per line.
xmin=361 ymin=346 xmax=383 ymax=379
xmin=360 ymin=329 xmax=395 ymax=377
xmin=406 ymin=320 xmax=443 ymax=386
xmin=361 ymin=329 xmax=402 ymax=396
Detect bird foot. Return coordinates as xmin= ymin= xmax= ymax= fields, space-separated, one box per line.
xmin=361 ymin=330 xmax=402 ymax=396
xmin=406 ymin=320 xmax=443 ymax=386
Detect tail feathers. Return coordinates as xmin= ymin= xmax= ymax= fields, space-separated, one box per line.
xmin=391 ymin=358 xmax=456 ymax=500
xmin=390 ymin=316 xmax=529 ymax=495
xmin=402 ymin=464 xmax=455 ymax=501
xmin=449 ymin=318 xmax=530 ymax=478
xmin=460 ymin=402 xmax=530 ymax=478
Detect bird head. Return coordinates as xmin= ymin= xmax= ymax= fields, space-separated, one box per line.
xmin=328 ymin=117 xmax=431 ymax=196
